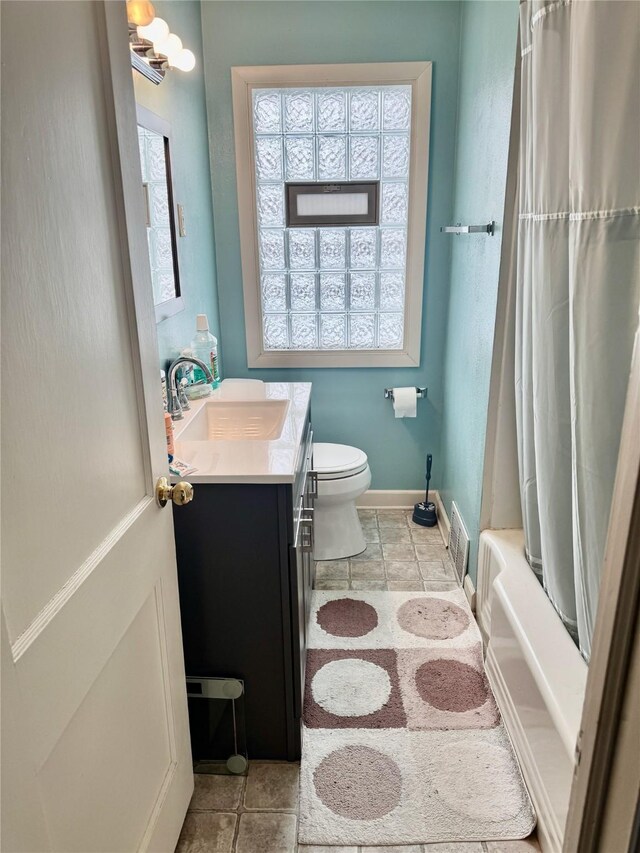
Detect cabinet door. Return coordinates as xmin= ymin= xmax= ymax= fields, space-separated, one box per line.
xmin=290 ymin=443 xmax=314 ymax=715
xmin=303 ymin=457 xmax=317 ymax=623
xmin=290 ymin=534 xmax=306 ymax=722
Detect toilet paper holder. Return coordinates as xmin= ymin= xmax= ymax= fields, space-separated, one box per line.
xmin=384 ymin=387 xmax=427 ymax=401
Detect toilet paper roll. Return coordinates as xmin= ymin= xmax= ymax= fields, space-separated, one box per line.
xmin=392 ymin=387 xmax=417 ymax=418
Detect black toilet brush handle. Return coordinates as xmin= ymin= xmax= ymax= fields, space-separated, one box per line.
xmin=425 ymin=454 xmax=432 ymax=503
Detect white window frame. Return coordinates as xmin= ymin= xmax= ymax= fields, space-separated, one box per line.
xmin=231 ymin=62 xmax=432 ymax=368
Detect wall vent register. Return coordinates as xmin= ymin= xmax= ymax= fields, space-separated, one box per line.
xmin=232 ymin=64 xmax=432 ymax=367
xmin=448 ymin=501 xmax=470 ymax=584
xmin=286 ymin=182 xmax=379 ymax=227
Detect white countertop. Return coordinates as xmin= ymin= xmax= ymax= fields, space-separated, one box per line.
xmin=171 ymin=380 xmax=312 ymax=484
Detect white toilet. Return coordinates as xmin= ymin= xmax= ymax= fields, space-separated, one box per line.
xmin=312 ymin=443 xmax=371 ymax=561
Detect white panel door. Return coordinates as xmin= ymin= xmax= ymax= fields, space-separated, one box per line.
xmin=1 ymin=3 xmax=193 ymax=850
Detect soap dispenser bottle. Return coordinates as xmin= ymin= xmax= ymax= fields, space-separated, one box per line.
xmin=191 ymin=314 xmax=221 ymax=388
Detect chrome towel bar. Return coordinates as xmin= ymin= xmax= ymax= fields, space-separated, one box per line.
xmin=440 ymin=221 xmax=495 ymax=235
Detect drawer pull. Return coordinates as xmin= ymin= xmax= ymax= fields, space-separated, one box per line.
xmin=309 ymin=470 xmax=319 ymax=499
xmin=300 ymin=516 xmax=314 ymax=552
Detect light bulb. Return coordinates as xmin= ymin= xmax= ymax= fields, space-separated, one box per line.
xmin=153 ymin=32 xmax=182 ymax=60
xmin=169 ymin=48 xmax=196 ymax=72
xmin=137 ymin=16 xmax=168 ymax=43
xmin=127 ymin=0 xmax=155 ymax=27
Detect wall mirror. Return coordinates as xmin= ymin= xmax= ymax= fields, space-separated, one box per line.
xmin=136 ymin=104 xmax=184 ymax=322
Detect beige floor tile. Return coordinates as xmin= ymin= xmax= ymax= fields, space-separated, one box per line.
xmin=244 ymin=761 xmax=299 ymax=811
xmin=297 ymin=847 xmax=358 ymax=853
xmin=409 ymin=526 xmax=445 ymax=543
xmin=379 ymin=527 xmax=412 ymax=544
xmin=314 ymin=579 xmax=349 ymax=590
xmin=360 ymin=846 xmax=422 ymax=852
xmin=388 ymin=580 xmax=425 ymax=591
xmin=175 ymin=812 xmax=237 ymax=853
xmin=385 ymin=560 xmax=421 ymax=580
xmin=418 ymin=560 xmax=456 ymax=581
xmin=423 ymin=580 xmax=459 ymax=591
xmin=485 ymin=836 xmax=541 ymax=852
xmin=414 ymin=543 xmax=449 ymax=561
xmin=382 ymin=543 xmax=417 ymax=561
xmin=351 ymin=544 xmax=383 ymax=561
xmin=377 ymin=511 xmax=409 ymax=527
xmin=350 ymin=560 xmax=385 ymax=579
xmin=407 ymin=516 xmax=448 ymax=540
xmin=351 ymin=579 xmax=388 ymax=590
xmin=444 ymin=559 xmax=458 ymax=578
xmin=358 ymin=509 xmax=377 ymax=520
xmin=235 ymin=812 xmax=297 ymax=853
xmin=314 ymin=560 xmax=349 ymax=580
xmin=423 ymin=844 xmax=484 ymax=852
xmin=364 ymin=527 xmax=381 ymax=542
xmin=188 ymin=774 xmax=244 ymax=811
xmin=443 ymin=561 xmax=458 ymax=580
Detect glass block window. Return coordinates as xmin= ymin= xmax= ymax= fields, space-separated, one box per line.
xmin=138 ymin=125 xmax=177 ymax=306
xmin=252 ymin=85 xmax=412 ymax=352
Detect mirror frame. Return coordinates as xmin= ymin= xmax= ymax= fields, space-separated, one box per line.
xmin=136 ymin=104 xmax=184 ymax=323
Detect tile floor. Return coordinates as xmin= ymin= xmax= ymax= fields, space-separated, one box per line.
xmin=175 ymin=510 xmax=540 ymax=853
xmin=176 ymin=764 xmax=541 ymax=853
xmin=314 ymin=510 xmax=459 ymax=593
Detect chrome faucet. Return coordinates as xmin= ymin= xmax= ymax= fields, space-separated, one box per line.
xmin=167 ymin=356 xmax=214 ymax=420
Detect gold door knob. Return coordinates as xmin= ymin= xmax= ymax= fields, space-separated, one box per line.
xmin=155 ymin=476 xmax=194 ymax=508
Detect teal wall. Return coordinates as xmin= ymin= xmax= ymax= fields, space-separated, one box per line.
xmin=440 ymin=1 xmax=519 ymax=581
xmin=140 ymin=0 xmax=519 ymax=525
xmin=134 ymin=0 xmax=220 ymax=367
xmin=200 ymin=1 xmax=462 ymax=490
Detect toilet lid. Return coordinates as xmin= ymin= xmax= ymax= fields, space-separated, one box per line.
xmin=313 ymin=443 xmax=368 ymax=478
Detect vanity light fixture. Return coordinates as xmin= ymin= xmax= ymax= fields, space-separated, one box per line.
xmin=127 ymin=1 xmax=196 ymax=85
xmin=153 ymin=32 xmax=182 ymax=62
xmin=136 ymin=15 xmax=168 ymax=43
xmin=169 ymin=49 xmax=196 ymax=73
xmin=126 ymin=0 xmax=155 ymax=27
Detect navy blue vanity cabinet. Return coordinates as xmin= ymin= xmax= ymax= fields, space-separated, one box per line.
xmin=172 ymin=418 xmax=315 ymax=761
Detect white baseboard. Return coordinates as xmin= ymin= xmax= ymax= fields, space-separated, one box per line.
xmin=356 ymin=489 xmax=434 ymax=509
xmin=463 ymin=574 xmax=476 ymax=612
xmin=435 ymin=491 xmax=450 ymax=539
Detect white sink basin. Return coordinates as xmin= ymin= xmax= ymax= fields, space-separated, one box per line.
xmin=177 ymin=399 xmax=290 ymax=441
xmin=169 ymin=381 xmax=311 ymax=483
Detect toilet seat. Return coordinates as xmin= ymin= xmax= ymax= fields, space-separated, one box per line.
xmin=313 ymin=443 xmax=368 ymax=480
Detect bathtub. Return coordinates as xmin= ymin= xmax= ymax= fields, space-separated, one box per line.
xmin=477 ymin=530 xmax=587 ymax=853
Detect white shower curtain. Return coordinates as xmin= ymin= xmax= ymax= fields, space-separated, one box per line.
xmin=515 ymin=0 xmax=640 ymax=660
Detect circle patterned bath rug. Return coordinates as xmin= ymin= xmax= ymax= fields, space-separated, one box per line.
xmin=313 ymin=744 xmax=402 ymax=820
xmin=397 ymin=645 xmax=500 ymax=731
xmin=312 ymin=658 xmax=391 ymax=717
xmin=316 ymin=598 xmax=378 ymax=638
xmin=300 ymin=590 xmax=535 ymax=846
xmin=303 ymin=647 xmax=406 ymax=730
xmin=414 ymin=658 xmax=489 ymax=712
xmin=397 ymin=596 xmax=470 ymax=639
xmin=431 ymin=740 xmax=531 ymax=822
